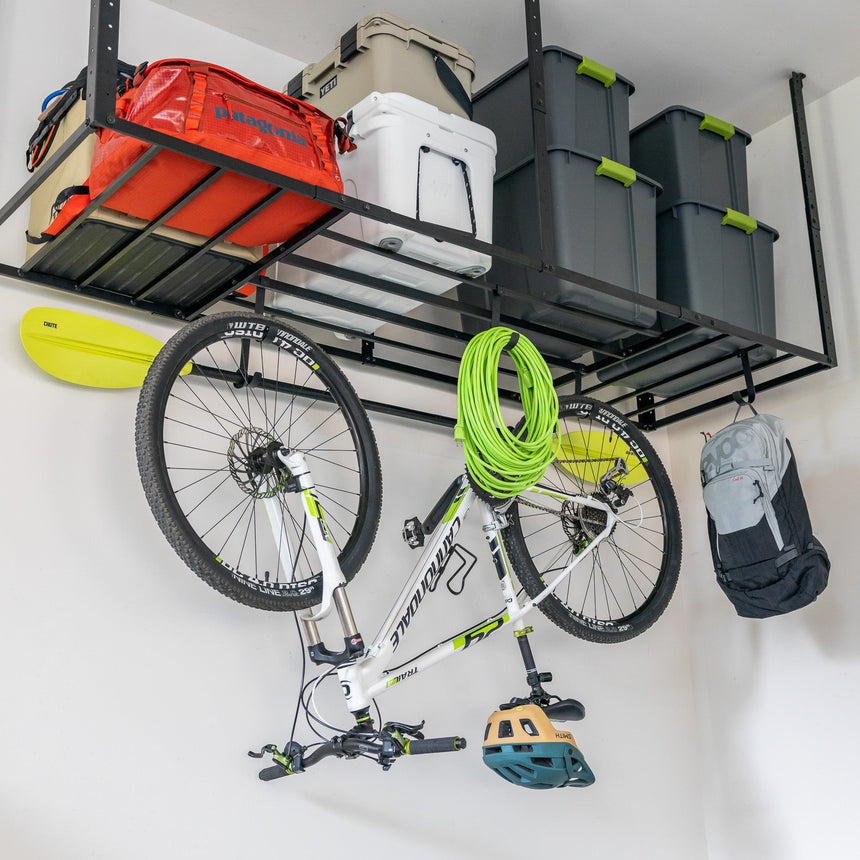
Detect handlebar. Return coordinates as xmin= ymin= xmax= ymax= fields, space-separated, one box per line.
xmin=259 ymin=764 xmax=291 ymax=781
xmin=255 ymin=724 xmax=466 ymax=779
xmin=406 ymin=736 xmax=467 ymax=754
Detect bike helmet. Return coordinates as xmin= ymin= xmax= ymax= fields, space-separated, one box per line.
xmin=482 ymin=704 xmax=595 ymax=789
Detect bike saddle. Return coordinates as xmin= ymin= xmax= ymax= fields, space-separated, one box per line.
xmin=500 ymin=697 xmax=585 ymax=721
xmin=543 ymin=698 xmax=585 ymax=722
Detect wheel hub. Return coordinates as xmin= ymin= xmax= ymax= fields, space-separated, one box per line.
xmin=227 ymin=428 xmax=288 ymax=498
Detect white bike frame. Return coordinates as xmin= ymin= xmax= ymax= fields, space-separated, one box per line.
xmin=277 ymin=449 xmax=617 ymax=715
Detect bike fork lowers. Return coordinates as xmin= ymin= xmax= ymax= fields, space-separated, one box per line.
xmin=275 ymin=449 xmax=366 ymax=666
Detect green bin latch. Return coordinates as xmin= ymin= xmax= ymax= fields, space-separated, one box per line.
xmin=576 ymin=57 xmax=617 ymax=88
xmin=699 ymin=114 xmax=735 ymax=140
xmin=595 ymin=157 xmax=636 ymax=187
xmin=721 ymin=208 xmax=758 ymax=234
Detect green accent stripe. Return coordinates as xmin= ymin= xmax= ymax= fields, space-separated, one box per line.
xmin=453 ymin=613 xmax=510 ymax=649
xmin=442 ymin=491 xmax=466 ymax=523
xmin=303 ymin=490 xmax=322 ymax=518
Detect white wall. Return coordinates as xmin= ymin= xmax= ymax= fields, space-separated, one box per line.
xmin=12 ymin=4 xmax=853 ymax=860
xmin=667 ymin=74 xmax=860 ymax=859
xmin=0 ymin=1 xmax=707 ymax=859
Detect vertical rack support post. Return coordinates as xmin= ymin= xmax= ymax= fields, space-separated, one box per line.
xmin=524 ymin=0 xmax=556 ymax=262
xmin=86 ymin=0 xmax=121 ymax=130
xmin=789 ymin=71 xmax=837 ymax=367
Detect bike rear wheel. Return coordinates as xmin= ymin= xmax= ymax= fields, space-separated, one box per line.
xmin=135 ymin=312 xmax=382 ymax=611
xmin=503 ymin=396 xmax=682 ymax=643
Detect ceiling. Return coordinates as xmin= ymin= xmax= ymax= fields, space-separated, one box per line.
xmin=151 ymin=0 xmax=860 ymax=135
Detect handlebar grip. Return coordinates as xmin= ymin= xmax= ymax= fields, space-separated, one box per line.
xmin=258 ymin=764 xmax=290 ymax=781
xmin=407 ymin=736 xmax=467 ymax=755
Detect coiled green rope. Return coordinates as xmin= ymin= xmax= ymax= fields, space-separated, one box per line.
xmin=454 ymin=327 xmax=559 ymax=498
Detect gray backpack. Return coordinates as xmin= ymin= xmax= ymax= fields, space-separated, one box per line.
xmin=700 ymin=408 xmax=829 ymax=618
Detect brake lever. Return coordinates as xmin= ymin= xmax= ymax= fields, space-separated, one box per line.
xmin=248 ymin=743 xmax=279 ymax=759
xmin=382 ymin=720 xmax=426 ymax=739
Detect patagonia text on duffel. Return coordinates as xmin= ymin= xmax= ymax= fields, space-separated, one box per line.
xmin=84 ymin=59 xmax=344 ymax=247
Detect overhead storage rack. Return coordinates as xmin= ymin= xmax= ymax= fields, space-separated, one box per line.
xmin=0 ymin=0 xmax=836 ymax=430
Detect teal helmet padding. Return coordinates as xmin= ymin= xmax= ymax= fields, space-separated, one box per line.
xmin=482 ymin=740 xmax=596 ymax=790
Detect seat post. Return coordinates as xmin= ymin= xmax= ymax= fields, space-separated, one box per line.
xmin=514 ymin=627 xmax=551 ymax=697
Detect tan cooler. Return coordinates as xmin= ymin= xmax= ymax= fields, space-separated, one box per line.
xmin=286 ymin=13 xmax=476 ymax=119
xmin=26 ymin=98 xmax=95 ymax=259
xmin=26 ymin=90 xmax=264 ymax=307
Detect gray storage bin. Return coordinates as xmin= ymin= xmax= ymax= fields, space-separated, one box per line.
xmin=598 ymin=200 xmax=778 ymax=395
xmin=460 ymin=147 xmax=659 ymax=360
xmin=472 ymin=47 xmax=635 ymax=177
xmin=630 ymin=106 xmax=752 ymax=214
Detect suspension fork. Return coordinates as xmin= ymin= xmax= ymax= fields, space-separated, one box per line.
xmin=275 ymin=449 xmax=365 ymax=665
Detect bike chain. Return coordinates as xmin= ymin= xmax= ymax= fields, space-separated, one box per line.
xmin=515 ymin=457 xmax=620 ymax=517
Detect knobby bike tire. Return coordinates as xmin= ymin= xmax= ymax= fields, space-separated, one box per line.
xmin=135 ymin=312 xmax=382 ymax=611
xmin=502 ymin=396 xmax=682 ymax=643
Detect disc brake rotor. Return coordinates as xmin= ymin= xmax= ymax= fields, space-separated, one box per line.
xmin=227 ymin=428 xmax=288 ymax=498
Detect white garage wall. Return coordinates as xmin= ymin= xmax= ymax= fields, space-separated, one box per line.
xmin=0 ymin=1 xmax=706 ymax=859
xmin=666 ymin=75 xmax=860 ymax=859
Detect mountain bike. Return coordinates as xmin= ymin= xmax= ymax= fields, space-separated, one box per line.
xmin=135 ymin=312 xmax=682 ymax=781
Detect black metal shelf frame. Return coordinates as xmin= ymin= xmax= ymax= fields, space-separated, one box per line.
xmin=0 ymin=0 xmax=837 ymax=430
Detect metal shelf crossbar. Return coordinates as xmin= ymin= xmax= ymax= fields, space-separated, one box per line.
xmin=0 ymin=0 xmax=836 ymax=430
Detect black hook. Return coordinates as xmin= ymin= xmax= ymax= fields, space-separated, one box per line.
xmin=731 ymin=352 xmax=758 ymax=419
xmin=490 ymin=288 xmax=502 ymax=328
xmin=731 ymin=351 xmax=756 ymax=405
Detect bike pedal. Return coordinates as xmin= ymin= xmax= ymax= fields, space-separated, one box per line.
xmin=402 ymin=517 xmax=424 ymax=549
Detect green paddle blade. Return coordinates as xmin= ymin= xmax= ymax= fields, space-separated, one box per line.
xmin=20 ymin=307 xmax=190 ymax=388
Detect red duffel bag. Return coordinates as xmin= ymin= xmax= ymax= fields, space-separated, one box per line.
xmin=65 ymin=59 xmax=345 ymax=247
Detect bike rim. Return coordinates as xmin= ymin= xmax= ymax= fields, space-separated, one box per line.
xmin=152 ymin=324 xmax=371 ymax=597
xmin=514 ymin=410 xmax=671 ymax=628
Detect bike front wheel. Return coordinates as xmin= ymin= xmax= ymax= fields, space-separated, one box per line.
xmin=503 ymin=396 xmax=682 ymax=643
xmin=135 ymin=312 xmax=382 ymax=611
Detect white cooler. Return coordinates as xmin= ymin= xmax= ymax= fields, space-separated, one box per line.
xmin=272 ymin=91 xmax=496 ymax=333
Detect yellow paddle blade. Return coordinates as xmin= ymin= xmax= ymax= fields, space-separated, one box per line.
xmin=20 ymin=307 xmax=191 ymax=388
xmin=552 ymin=431 xmax=648 ymax=486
